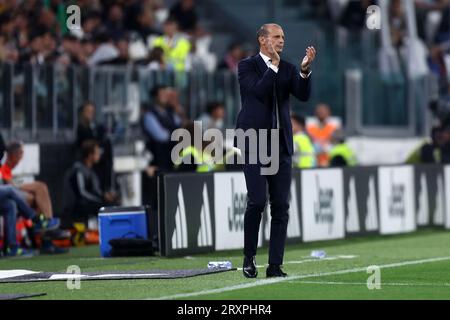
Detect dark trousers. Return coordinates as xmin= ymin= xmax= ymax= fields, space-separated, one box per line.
xmin=0 ymin=185 xmax=37 ymax=248
xmin=242 ymin=134 xmax=292 ymax=265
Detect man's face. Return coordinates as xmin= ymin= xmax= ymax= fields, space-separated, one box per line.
xmin=212 ymin=106 xmax=225 ymax=120
xmin=181 ymin=0 xmax=194 ymax=9
xmin=82 ymin=104 xmax=96 ymax=122
xmin=9 ymin=148 xmax=24 ymax=169
xmin=164 ymin=21 xmax=178 ymax=37
xmin=157 ymin=88 xmax=171 ymax=106
xmin=109 ymin=5 xmax=124 ymax=22
xmin=117 ymin=39 xmax=129 ymax=57
xmin=230 ymin=46 xmax=243 ymax=60
xmin=291 ymin=119 xmax=299 ymax=133
xmin=92 ymin=146 xmax=101 ymax=164
xmin=442 ymin=130 xmax=450 ymax=144
xmin=316 ymin=105 xmax=330 ymax=122
xmin=261 ymin=25 xmax=285 ymax=54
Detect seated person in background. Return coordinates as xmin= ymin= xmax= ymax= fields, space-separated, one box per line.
xmin=440 ymin=125 xmax=450 ymax=163
xmin=146 ymin=47 xmax=170 ymax=71
xmin=307 ymin=103 xmax=340 ymax=167
xmin=406 ymin=126 xmax=443 ymax=164
xmin=291 ymin=114 xmax=316 ymax=169
xmin=64 ymin=140 xmax=118 ymax=223
xmin=217 ymin=43 xmax=244 ymax=73
xmin=1 ymin=142 xmax=59 ymax=224
xmin=0 ymin=184 xmax=60 ymax=257
xmin=76 ymin=101 xmax=114 ymax=194
xmin=142 ymin=85 xmax=185 ymax=172
xmin=196 ymin=101 xmax=225 ymax=133
xmin=174 ymin=122 xmax=217 ymax=173
xmin=329 ymin=130 xmax=357 ymax=167
xmin=0 ymin=132 xmax=5 ymax=164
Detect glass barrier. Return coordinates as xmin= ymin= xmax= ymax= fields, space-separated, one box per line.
xmin=0 ymin=60 xmax=431 ymax=141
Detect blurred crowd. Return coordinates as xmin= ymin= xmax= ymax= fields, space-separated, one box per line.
xmin=0 ymin=0 xmax=250 ymax=73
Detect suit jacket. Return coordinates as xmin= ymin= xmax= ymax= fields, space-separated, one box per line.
xmin=0 ymin=132 xmax=5 ymax=163
xmin=235 ymin=54 xmax=311 ymax=156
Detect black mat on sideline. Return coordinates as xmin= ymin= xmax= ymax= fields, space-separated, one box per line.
xmin=0 ymin=268 xmax=236 ymax=283
xmin=0 ymin=293 xmax=47 ymax=300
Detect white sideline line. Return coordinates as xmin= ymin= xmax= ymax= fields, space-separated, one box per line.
xmin=293 ymin=281 xmax=450 ymax=287
xmin=150 ymin=256 xmax=450 ymax=300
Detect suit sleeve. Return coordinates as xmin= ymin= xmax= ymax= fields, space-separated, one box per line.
xmin=0 ymin=133 xmax=5 ymax=163
xmin=289 ymin=65 xmax=311 ymax=102
xmin=238 ymin=59 xmax=277 ymax=101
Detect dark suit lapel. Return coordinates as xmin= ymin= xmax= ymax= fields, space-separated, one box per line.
xmin=253 ymin=54 xmax=268 ymax=76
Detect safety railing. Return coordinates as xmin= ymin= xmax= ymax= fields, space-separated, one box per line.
xmin=0 ymin=59 xmax=434 ymax=144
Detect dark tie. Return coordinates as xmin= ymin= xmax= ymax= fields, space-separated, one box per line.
xmin=272 ymin=84 xmax=279 ymax=129
xmin=268 ymin=59 xmax=279 ymax=129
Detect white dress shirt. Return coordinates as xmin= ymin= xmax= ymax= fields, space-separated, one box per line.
xmin=259 ymin=52 xmax=312 ymax=78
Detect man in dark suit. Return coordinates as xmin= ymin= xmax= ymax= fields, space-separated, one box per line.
xmin=236 ymin=23 xmax=316 ymax=278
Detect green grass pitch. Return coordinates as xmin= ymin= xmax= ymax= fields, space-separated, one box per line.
xmin=1 ymin=229 xmax=450 ymax=300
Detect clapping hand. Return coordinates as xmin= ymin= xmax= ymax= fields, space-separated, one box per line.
xmin=266 ymin=39 xmax=280 ymax=67
xmin=301 ymin=46 xmax=316 ymax=72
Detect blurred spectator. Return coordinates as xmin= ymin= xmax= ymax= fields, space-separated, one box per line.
xmin=309 ymin=0 xmax=331 ymax=20
xmin=0 ymin=184 xmax=60 ymax=257
xmin=169 ymin=0 xmax=198 ymax=34
xmin=406 ymin=126 xmax=443 ymax=163
xmin=217 ymin=42 xmax=244 ymax=73
xmin=63 ymin=140 xmax=118 ymax=223
xmin=291 ymin=113 xmax=316 ymax=169
xmin=390 ymin=0 xmax=407 ymax=48
xmin=76 ymin=102 xmax=115 ymax=194
xmin=440 ymin=124 xmax=450 ymax=162
xmin=329 ymin=130 xmax=357 ymax=167
xmin=105 ymin=3 xmax=126 ymax=42
xmin=0 ymin=186 xmax=34 ymax=257
xmin=0 ymin=132 xmax=5 ymax=163
xmin=88 ymin=31 xmax=119 ymax=65
xmin=339 ymin=0 xmax=375 ymax=30
xmin=186 ymin=35 xmax=216 ymax=71
xmin=58 ymin=34 xmax=83 ymax=65
xmin=141 ymin=85 xmax=185 ymax=171
xmin=307 ymin=103 xmax=340 ymax=167
xmin=146 ymin=46 xmax=169 ymax=70
xmin=151 ymin=17 xmax=191 ymax=72
xmin=81 ymin=38 xmax=96 ymax=64
xmin=196 ymin=101 xmax=225 ymax=133
xmin=1 ymin=142 xmax=58 ymax=221
xmin=19 ymin=30 xmax=58 ymax=65
xmin=427 ymin=45 xmax=447 ymax=88
xmin=36 ymin=8 xmax=59 ymax=35
xmin=434 ymin=3 xmax=450 ymax=43
xmin=0 ymin=35 xmax=19 ymax=63
xmin=78 ymin=10 xmax=102 ymax=40
xmin=99 ymin=36 xmax=131 ymax=65
xmin=0 ymin=0 xmax=212 ymax=67
xmin=415 ymin=0 xmax=450 ymax=42
xmin=186 ymin=40 xmax=207 ymax=71
xmin=134 ymin=5 xmax=160 ymax=43
xmin=174 ymin=121 xmax=216 ymax=172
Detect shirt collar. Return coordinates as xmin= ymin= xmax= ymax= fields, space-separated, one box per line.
xmin=259 ymin=52 xmax=271 ymax=65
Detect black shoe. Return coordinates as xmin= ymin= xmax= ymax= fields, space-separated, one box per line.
xmin=266 ymin=264 xmax=287 ymax=278
xmin=40 ymin=243 xmax=69 ymax=255
xmin=243 ymin=256 xmax=258 ymax=278
xmin=43 ymin=229 xmax=71 ymax=240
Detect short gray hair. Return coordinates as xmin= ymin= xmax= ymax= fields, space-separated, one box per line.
xmin=256 ymin=23 xmax=281 ymax=44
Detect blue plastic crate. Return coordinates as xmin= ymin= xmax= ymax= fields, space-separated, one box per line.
xmin=98 ymin=206 xmax=149 ymax=257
